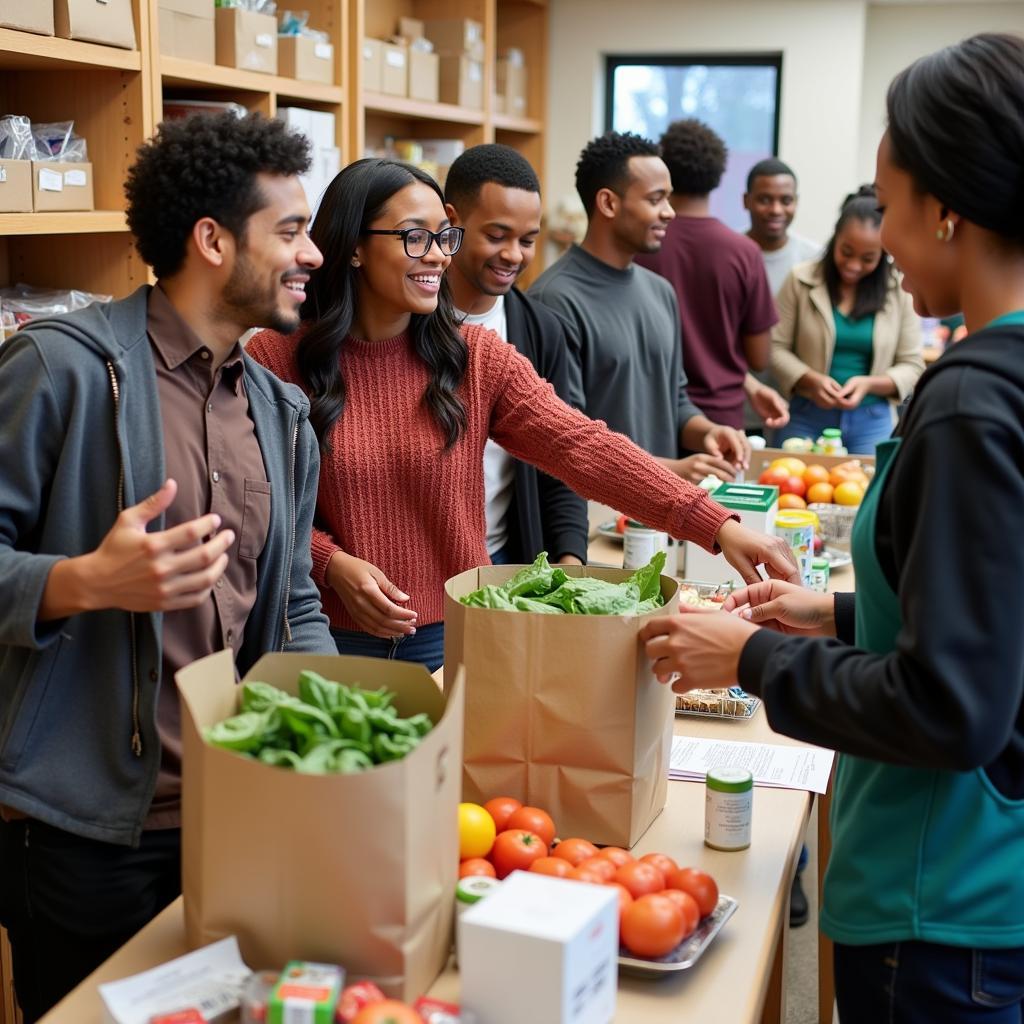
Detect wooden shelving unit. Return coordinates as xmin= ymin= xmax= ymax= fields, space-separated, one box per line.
xmin=0 ymin=0 xmax=548 ymax=302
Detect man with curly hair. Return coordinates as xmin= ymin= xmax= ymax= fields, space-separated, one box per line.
xmin=530 ymin=131 xmax=750 ymax=483
xmin=0 ymin=112 xmax=332 ymax=1020
xmin=636 ymin=119 xmax=784 ymax=432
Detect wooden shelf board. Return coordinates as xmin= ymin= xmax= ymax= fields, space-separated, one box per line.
xmin=0 ymin=30 xmax=141 ymax=72
xmin=493 ymin=113 xmax=543 ymax=133
xmin=363 ymin=93 xmax=485 ymax=126
xmin=0 ymin=211 xmax=129 ymax=236
xmin=161 ymin=57 xmax=343 ymax=104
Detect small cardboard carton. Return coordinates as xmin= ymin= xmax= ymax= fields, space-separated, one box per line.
xmin=215 ymin=7 xmax=277 ymax=75
xmin=408 ymin=49 xmax=439 ymax=104
xmin=0 ymin=1 xmax=54 ymax=34
xmin=31 ymin=161 xmax=94 ymax=212
xmin=0 ymin=159 xmax=33 ymax=213
xmin=362 ymin=37 xmax=384 ymax=93
xmin=438 ymin=55 xmax=482 ymax=110
xmin=178 ymin=651 xmax=465 ymax=1001
xmin=278 ymin=34 xmax=334 ymax=85
xmin=460 ymin=872 xmax=618 ymax=1024
xmin=396 ymin=16 xmax=425 ymax=41
xmin=444 ymin=565 xmax=678 ymax=848
xmin=497 ymin=58 xmax=528 ymax=118
xmin=158 ymin=0 xmax=214 ymax=63
xmin=55 ymin=0 xmax=136 ymax=48
xmin=423 ymin=17 xmax=484 ymax=61
xmin=381 ymin=41 xmax=407 ymax=97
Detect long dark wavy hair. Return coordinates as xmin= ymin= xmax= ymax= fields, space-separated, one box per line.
xmin=820 ymin=185 xmax=892 ymax=321
xmin=298 ymin=158 xmax=468 ymax=449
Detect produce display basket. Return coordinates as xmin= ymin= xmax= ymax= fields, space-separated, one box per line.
xmin=808 ymin=502 xmax=858 ymax=550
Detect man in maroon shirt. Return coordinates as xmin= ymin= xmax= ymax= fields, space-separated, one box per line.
xmin=637 ymin=120 xmax=784 ymax=431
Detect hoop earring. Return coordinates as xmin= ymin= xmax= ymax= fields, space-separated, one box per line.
xmin=351 ymin=259 xmax=361 ymax=268
xmin=936 ymin=219 xmax=955 ymax=243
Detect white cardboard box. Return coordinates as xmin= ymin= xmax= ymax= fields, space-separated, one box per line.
xmin=459 ymin=872 xmax=617 ymax=1024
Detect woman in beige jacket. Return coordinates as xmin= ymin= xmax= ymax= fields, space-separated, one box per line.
xmin=771 ymin=186 xmax=925 ymax=453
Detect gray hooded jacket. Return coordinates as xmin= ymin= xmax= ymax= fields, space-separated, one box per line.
xmin=0 ymin=286 xmax=332 ymax=845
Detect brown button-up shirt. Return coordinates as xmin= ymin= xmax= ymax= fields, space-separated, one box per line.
xmin=144 ymin=287 xmax=270 ymax=829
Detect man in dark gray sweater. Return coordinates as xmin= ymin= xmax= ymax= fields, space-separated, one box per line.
xmin=531 ymin=132 xmax=749 ymax=483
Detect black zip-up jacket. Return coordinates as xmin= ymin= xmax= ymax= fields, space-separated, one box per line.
xmin=501 ymin=287 xmax=589 ymax=564
xmin=739 ymin=323 xmax=1024 ymax=800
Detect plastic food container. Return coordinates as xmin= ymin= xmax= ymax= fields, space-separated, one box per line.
xmin=774 ymin=509 xmax=818 ymax=585
xmin=705 ymin=767 xmax=753 ymax=851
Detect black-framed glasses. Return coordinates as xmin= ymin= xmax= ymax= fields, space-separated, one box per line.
xmin=364 ymin=225 xmax=464 ymax=258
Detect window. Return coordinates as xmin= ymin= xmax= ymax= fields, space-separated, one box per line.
xmin=605 ymin=54 xmax=782 ymax=231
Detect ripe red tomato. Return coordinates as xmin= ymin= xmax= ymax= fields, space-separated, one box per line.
xmin=660 ymin=888 xmax=700 ymax=937
xmin=620 ymin=894 xmax=686 ymax=958
xmin=575 ymin=856 xmax=616 ymax=882
xmin=458 ymin=857 xmax=496 ymax=879
xmin=352 ymin=1000 xmax=423 ymax=1024
xmin=596 ymin=846 xmax=634 ymax=868
xmin=605 ymin=881 xmax=634 ymax=924
xmin=483 ymin=796 xmax=522 ymax=832
xmin=666 ymin=867 xmax=719 ymax=918
xmin=505 ymin=806 xmax=556 ymax=847
xmin=552 ymin=837 xmax=599 ymax=867
xmin=568 ymin=863 xmax=611 ymax=885
xmin=780 ymin=475 xmax=807 ymax=498
xmin=490 ymin=829 xmax=549 ymax=879
xmin=639 ymin=852 xmax=678 ymax=885
xmin=758 ymin=466 xmax=790 ymax=487
xmin=614 ymin=861 xmax=665 ymax=900
xmin=529 ymin=856 xmax=573 ymax=878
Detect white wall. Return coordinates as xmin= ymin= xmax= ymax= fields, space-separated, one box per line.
xmin=546 ymin=0 xmax=1024 ymax=245
xmin=857 ymin=3 xmax=1024 ymax=182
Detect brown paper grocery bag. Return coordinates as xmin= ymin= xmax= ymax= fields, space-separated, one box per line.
xmin=178 ymin=651 xmax=464 ymax=1000
xmin=443 ymin=566 xmax=677 ymax=848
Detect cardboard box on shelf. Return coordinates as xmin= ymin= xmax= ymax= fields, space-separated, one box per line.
xmin=178 ymin=651 xmax=465 ymax=1002
xmin=460 ymin=872 xmax=618 ymax=1024
xmin=307 ymin=109 xmax=335 ymax=149
xmin=444 ymin=564 xmax=678 ymax=848
xmin=497 ymin=58 xmax=528 ymax=118
xmin=0 ymin=160 xmax=32 ymax=213
xmin=0 ymin=1 xmax=54 ymax=34
xmin=381 ymin=41 xmax=407 ymax=97
xmin=362 ymin=37 xmax=384 ymax=93
xmin=215 ymin=7 xmax=276 ymax=74
xmin=278 ymin=34 xmax=334 ymax=85
xmin=438 ymin=55 xmax=483 ymax=110
xmin=423 ymin=17 xmax=484 ymax=61
xmin=396 ymin=16 xmax=425 ymax=41
xmin=408 ymin=49 xmax=439 ymax=104
xmin=493 ymin=94 xmax=506 ymax=115
xmin=158 ymin=0 xmax=214 ymax=63
xmin=54 ymin=0 xmax=136 ymax=49
xmin=31 ymin=161 xmax=94 ymax=212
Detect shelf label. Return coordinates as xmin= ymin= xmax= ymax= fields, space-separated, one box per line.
xmin=0 ymin=167 xmax=6 ymax=184
xmin=38 ymin=168 xmax=63 ymax=192
xmin=255 ymin=33 xmax=273 ymax=48
xmin=314 ymin=43 xmax=332 ymax=60
xmin=64 ymin=169 xmax=88 ymax=187
xmin=386 ymin=50 xmax=406 ymax=67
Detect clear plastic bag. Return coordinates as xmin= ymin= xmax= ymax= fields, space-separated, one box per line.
xmin=0 ymin=283 xmax=112 ymax=335
xmin=278 ymin=9 xmax=309 ymax=34
xmin=216 ymin=0 xmax=278 ymax=12
xmin=0 ymin=115 xmax=33 ymax=160
xmin=31 ymin=121 xmax=88 ymax=162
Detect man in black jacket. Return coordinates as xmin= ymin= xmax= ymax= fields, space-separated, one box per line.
xmin=444 ymin=144 xmax=589 ymax=566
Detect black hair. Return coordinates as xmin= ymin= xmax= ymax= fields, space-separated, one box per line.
xmin=298 ymin=158 xmax=468 ymax=449
xmin=444 ymin=143 xmax=540 ymax=211
xmin=574 ymin=131 xmax=659 ymax=216
xmin=659 ymin=118 xmax=727 ymax=196
xmin=746 ymin=157 xmax=797 ymax=193
xmin=821 ymin=185 xmax=891 ymax=319
xmin=125 ymin=112 xmax=311 ymax=279
xmin=887 ymin=32 xmax=1024 ymax=245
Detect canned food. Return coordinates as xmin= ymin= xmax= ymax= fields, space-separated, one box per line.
xmin=705 ymin=767 xmax=753 ymax=851
xmin=623 ymin=520 xmax=667 ymax=571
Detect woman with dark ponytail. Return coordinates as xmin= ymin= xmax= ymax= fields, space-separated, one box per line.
xmin=771 ymin=183 xmax=925 ymax=453
xmin=248 ymin=158 xmax=797 ymax=668
xmin=640 ymin=33 xmax=1024 ymax=1019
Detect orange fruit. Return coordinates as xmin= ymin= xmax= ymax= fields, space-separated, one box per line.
xmin=803 ymin=464 xmax=830 ymax=486
xmin=829 ymin=468 xmax=869 ymax=489
xmin=778 ymin=493 xmax=808 ymax=510
xmin=806 ymin=482 xmax=834 ymax=504
xmin=833 ymin=481 xmax=865 ymax=506
xmin=770 ymin=457 xmax=806 ymax=477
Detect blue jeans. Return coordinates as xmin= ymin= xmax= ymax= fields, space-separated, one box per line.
xmin=489 ymin=543 xmax=515 ymax=565
xmin=835 ymin=941 xmax=1024 ymax=1023
xmin=775 ymin=396 xmax=895 ymax=456
xmin=330 ymin=621 xmax=445 ymax=672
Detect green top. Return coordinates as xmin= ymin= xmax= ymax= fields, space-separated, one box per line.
xmin=710 ymin=483 xmax=778 ymax=514
xmin=830 ymin=309 xmax=880 ymax=406
xmin=706 ymin=767 xmax=753 ymax=792
xmin=986 ymin=310 xmax=1024 ymax=329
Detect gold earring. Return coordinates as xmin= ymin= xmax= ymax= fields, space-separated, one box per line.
xmin=936 ymin=219 xmax=955 ymax=242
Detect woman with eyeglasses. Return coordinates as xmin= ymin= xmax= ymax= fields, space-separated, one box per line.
xmin=248 ymin=158 xmax=798 ymax=668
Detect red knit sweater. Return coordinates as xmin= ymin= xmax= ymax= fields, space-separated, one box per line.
xmin=247 ymin=323 xmax=733 ymax=629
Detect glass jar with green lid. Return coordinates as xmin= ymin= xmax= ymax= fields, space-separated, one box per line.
xmin=705 ymin=767 xmax=753 ymax=851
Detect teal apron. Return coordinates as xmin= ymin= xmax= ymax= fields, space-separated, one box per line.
xmin=820 ymin=438 xmax=1024 ymax=947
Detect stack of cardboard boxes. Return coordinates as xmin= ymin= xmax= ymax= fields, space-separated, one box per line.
xmin=426 ymin=18 xmax=484 ymax=110
xmin=0 ymin=0 xmax=136 ymax=48
xmin=0 ymin=116 xmax=94 ymax=214
xmin=362 ymin=17 xmax=443 ymax=105
xmin=158 ymin=0 xmax=215 ymax=63
xmin=496 ymin=47 xmax=529 ymax=119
